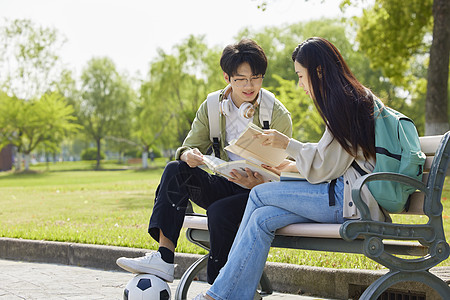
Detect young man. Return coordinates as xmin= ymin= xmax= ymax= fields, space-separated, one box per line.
xmin=116 ymin=39 xmax=292 ymax=285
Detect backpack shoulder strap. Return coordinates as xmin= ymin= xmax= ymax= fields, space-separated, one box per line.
xmin=207 ymin=87 xmax=231 ymax=158
xmin=259 ymin=88 xmax=275 ymax=129
xmin=206 ymin=89 xmax=222 ymax=143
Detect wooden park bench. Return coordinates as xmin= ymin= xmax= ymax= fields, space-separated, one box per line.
xmin=175 ymin=132 xmax=450 ymax=300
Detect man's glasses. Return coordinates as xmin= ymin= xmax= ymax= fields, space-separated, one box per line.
xmin=232 ymin=75 xmax=264 ymax=88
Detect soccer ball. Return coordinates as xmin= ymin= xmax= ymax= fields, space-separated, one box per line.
xmin=124 ymin=274 xmax=171 ymax=300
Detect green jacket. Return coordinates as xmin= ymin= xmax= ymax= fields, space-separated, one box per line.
xmin=175 ymin=87 xmax=293 ymax=161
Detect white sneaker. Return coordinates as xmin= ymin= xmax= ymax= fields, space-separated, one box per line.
xmin=116 ymin=252 xmax=174 ymax=282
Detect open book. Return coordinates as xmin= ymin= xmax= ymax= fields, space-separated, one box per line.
xmin=280 ymin=171 xmax=306 ymax=181
xmin=224 ymin=122 xmax=288 ymax=167
xmin=203 ymin=155 xmax=280 ymax=188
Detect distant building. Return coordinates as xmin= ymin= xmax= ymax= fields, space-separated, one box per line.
xmin=0 ymin=145 xmax=13 ymax=171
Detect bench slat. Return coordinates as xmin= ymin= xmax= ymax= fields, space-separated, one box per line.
xmin=183 ymin=216 xmax=208 ymax=231
xmin=420 ymin=135 xmax=442 ymax=156
xmin=276 ymin=223 xmax=341 ymax=238
xmin=184 ymin=216 xmax=342 ymax=239
xmin=424 ymin=156 xmax=433 ymax=172
xmin=402 ymin=192 xmax=424 ymax=215
xmin=184 ymin=214 xmax=435 ymax=257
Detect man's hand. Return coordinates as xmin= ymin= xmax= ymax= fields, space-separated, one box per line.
xmin=180 ymin=148 xmax=204 ymax=168
xmin=228 ymin=168 xmax=266 ymax=189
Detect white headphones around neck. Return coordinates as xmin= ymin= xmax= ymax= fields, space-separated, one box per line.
xmin=219 ymin=86 xmax=261 ymax=119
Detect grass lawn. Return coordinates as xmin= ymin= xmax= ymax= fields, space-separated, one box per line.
xmin=1 ymin=160 xmax=449 ymax=270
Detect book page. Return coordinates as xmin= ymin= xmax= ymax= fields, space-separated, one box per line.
xmin=215 ymin=160 xmax=280 ymax=183
xmin=224 ymin=122 xmax=287 ymax=167
xmin=280 ymin=171 xmax=306 ymax=181
xmin=203 ymin=155 xmax=280 ymax=185
xmin=203 ymin=155 xmax=226 ymax=170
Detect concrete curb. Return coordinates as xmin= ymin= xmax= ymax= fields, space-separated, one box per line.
xmin=0 ymin=237 xmax=448 ymax=299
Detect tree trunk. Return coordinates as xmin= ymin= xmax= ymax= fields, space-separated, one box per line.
xmin=425 ymin=0 xmax=450 ymax=135
xmin=24 ymin=153 xmax=30 ymax=171
xmin=15 ymin=152 xmax=22 ymax=171
xmin=142 ymin=146 xmax=148 ymax=169
xmin=96 ymin=139 xmax=101 ymax=170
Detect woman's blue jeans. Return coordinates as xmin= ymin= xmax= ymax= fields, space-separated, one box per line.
xmin=207 ymin=177 xmax=345 ymax=300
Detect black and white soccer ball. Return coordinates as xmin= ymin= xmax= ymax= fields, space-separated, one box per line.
xmin=124 ymin=274 xmax=171 ymax=300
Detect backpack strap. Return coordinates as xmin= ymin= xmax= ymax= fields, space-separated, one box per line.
xmin=259 ymin=89 xmax=275 ymax=130
xmin=328 ymin=179 xmax=337 ymax=206
xmin=206 ymin=87 xmax=230 ymax=158
xmin=351 ymin=161 xmax=368 ymax=176
xmin=206 ymin=90 xmax=221 ymax=144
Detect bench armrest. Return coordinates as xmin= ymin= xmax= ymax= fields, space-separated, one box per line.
xmin=351 ymin=172 xmax=427 ymax=220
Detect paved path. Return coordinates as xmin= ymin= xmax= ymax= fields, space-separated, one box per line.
xmin=0 ymin=259 xmax=330 ymax=300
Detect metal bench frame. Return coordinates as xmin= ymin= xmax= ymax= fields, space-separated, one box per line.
xmin=175 ymin=132 xmax=450 ymax=299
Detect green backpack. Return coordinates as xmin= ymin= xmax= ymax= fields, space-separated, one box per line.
xmin=354 ymin=99 xmax=426 ymax=213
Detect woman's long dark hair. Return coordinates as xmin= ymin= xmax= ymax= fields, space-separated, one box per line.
xmin=292 ymin=37 xmax=375 ymax=159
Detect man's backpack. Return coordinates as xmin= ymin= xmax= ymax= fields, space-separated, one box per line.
xmin=206 ymin=85 xmax=275 ymax=158
xmin=353 ymin=98 xmax=426 ymax=213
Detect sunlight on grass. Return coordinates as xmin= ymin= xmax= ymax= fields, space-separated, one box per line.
xmin=1 ymin=160 xmax=449 ymax=270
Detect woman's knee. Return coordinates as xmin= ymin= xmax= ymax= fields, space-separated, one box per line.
xmin=247 ymin=207 xmax=274 ymax=233
xmin=249 ymin=183 xmax=271 ymax=206
xmin=249 ymin=206 xmax=296 ymax=236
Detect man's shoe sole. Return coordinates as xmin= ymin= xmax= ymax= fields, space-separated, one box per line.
xmin=116 ymin=258 xmax=174 ymax=282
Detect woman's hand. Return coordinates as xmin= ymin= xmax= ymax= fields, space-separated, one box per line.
xmin=254 ymin=129 xmax=290 ymax=149
xmin=228 ymin=168 xmax=266 ymax=189
xmin=180 ymin=148 xmax=204 ymax=168
xmin=262 ymin=159 xmax=298 ymax=176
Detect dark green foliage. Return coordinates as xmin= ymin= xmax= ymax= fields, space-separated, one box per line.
xmin=81 ymin=148 xmax=105 ymax=161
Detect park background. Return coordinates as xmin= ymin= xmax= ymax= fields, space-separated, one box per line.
xmin=0 ymin=0 xmax=449 ymax=271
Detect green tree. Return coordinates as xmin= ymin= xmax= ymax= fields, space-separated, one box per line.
xmin=346 ymin=0 xmax=449 ymax=134
xmin=236 ymin=19 xmax=399 ymax=139
xmin=105 ymin=74 xmax=136 ymax=163
xmin=0 ymin=92 xmax=79 ymax=170
xmin=143 ymin=36 xmax=216 ymax=151
xmin=0 ymin=92 xmax=22 ymax=154
xmin=272 ymin=75 xmax=323 ymax=141
xmin=78 ymin=57 xmax=134 ymax=169
xmin=255 ymin=0 xmax=449 ymax=135
xmin=426 ymin=0 xmax=450 ymax=135
xmin=134 ymin=80 xmax=175 ymax=168
xmin=0 ymin=19 xmax=66 ymax=100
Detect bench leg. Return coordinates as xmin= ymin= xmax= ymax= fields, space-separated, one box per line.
xmin=174 ymin=253 xmax=274 ymax=299
xmin=361 ymin=270 xmax=450 ymax=299
xmin=175 ymin=254 xmax=209 ymax=300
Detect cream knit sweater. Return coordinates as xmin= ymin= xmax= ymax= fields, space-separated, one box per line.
xmin=285 ymin=127 xmax=389 ymax=222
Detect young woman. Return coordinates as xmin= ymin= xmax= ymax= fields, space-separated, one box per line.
xmin=194 ymin=37 xmax=390 ymax=300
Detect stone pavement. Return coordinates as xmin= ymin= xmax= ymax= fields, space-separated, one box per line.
xmin=1 ymin=238 xmax=449 ymax=299
xmin=0 ymin=259 xmax=330 ymax=300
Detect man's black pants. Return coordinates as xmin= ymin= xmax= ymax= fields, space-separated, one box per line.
xmin=148 ymin=160 xmax=250 ymax=284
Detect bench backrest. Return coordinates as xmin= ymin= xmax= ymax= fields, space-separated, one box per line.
xmin=398 ymin=133 xmax=450 ymax=215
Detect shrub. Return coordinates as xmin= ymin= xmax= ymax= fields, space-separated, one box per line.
xmin=124 ymin=147 xmax=162 ymax=159
xmin=149 ymin=147 xmax=162 ymax=158
xmin=81 ymin=148 xmax=105 ymax=161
